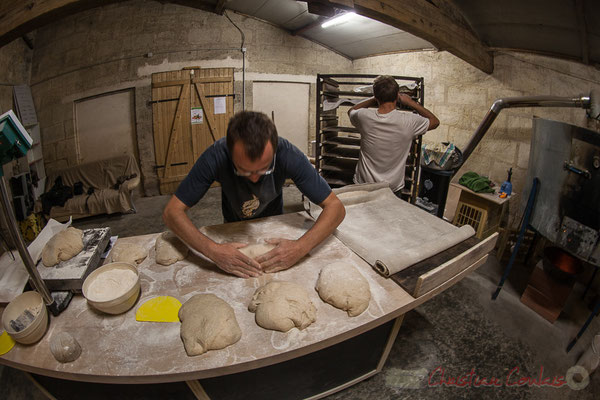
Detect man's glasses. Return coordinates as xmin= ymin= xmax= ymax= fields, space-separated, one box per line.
xmin=233 ymin=154 xmax=276 ymax=177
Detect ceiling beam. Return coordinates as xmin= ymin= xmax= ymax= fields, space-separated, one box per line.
xmin=0 ymin=0 xmax=219 ymax=49
xmin=0 ymin=0 xmax=124 ymax=48
xmin=575 ymin=0 xmax=589 ymax=65
xmin=305 ymin=0 xmax=494 ymax=74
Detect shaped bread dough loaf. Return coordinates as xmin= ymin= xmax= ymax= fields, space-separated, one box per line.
xmin=155 ymin=232 xmax=188 ymax=265
xmin=49 ymin=331 xmax=82 ymax=363
xmin=110 ymin=242 xmax=148 ymax=264
xmin=316 ymin=262 xmax=371 ymax=317
xmin=178 ymin=294 xmax=242 ymax=356
xmin=238 ymin=243 xmax=275 ymax=259
xmin=42 ymin=227 xmax=84 ymax=267
xmin=248 ymin=281 xmax=316 ymax=332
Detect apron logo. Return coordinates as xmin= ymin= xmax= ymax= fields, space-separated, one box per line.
xmin=242 ymin=194 xmax=260 ymax=218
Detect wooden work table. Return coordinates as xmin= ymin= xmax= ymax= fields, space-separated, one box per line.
xmin=0 ymin=211 xmax=495 ymax=399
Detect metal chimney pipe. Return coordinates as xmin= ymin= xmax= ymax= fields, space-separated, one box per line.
xmin=456 ymin=93 xmax=595 ymax=176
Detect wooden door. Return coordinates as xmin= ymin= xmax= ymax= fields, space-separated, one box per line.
xmin=152 ymin=68 xmax=234 ymax=194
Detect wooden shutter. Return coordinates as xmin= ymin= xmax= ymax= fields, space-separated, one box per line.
xmin=152 ymin=68 xmax=234 ymax=194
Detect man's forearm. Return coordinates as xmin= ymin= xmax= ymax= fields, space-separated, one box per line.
xmin=348 ymin=97 xmax=378 ymax=115
xmin=163 ymin=202 xmax=216 ymax=257
xmin=401 ymin=96 xmax=440 ymax=129
xmin=296 ymin=194 xmax=345 ymax=253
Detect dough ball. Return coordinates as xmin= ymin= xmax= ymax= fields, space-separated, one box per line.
xmin=110 ymin=242 xmax=148 ymax=265
xmin=178 ymin=294 xmax=242 ymax=356
xmin=316 ymin=262 xmax=371 ymax=317
xmin=248 ymin=281 xmax=316 ymax=332
xmin=238 ymin=243 xmax=276 ymax=259
xmin=155 ymin=232 xmax=188 ymax=266
xmin=49 ymin=332 xmax=82 ymax=363
xmin=42 ymin=227 xmax=84 ymax=267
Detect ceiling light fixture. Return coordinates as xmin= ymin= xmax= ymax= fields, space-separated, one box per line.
xmin=321 ymin=12 xmax=356 ymax=29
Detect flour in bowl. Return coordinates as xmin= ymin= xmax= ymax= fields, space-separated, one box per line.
xmin=86 ymin=269 xmax=138 ymax=301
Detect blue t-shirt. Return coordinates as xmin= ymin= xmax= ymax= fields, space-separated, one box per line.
xmin=175 ymin=138 xmax=331 ymax=222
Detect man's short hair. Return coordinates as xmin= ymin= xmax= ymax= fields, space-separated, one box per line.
xmin=226 ymin=111 xmax=278 ymax=160
xmin=373 ymin=75 xmax=399 ymax=104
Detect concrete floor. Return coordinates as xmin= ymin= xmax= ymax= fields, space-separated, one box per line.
xmin=1 ymin=185 xmax=599 ymax=399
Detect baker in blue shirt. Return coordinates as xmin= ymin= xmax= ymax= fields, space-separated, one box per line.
xmin=163 ymin=111 xmax=345 ymax=278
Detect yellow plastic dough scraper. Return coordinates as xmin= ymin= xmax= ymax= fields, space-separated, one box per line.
xmin=0 ymin=331 xmax=15 ymax=355
xmin=135 ymin=296 xmax=182 ymax=322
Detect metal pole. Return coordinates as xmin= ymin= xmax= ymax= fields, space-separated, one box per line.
xmin=0 ymin=175 xmax=53 ymax=305
xmin=492 ymin=177 xmax=539 ymax=300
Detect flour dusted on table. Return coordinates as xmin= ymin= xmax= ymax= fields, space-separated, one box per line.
xmin=86 ymin=268 xmax=138 ymax=301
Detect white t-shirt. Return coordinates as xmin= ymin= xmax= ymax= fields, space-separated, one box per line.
xmin=349 ymin=108 xmax=429 ymax=192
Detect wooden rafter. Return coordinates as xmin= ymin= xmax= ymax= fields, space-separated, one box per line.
xmin=306 ymin=0 xmax=494 ymax=74
xmin=0 ymin=0 xmax=218 ymax=48
xmin=0 ymin=0 xmax=122 ymax=48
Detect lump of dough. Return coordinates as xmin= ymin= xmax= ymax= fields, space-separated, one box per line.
xmin=42 ymin=227 xmax=84 ymax=267
xmin=316 ymin=262 xmax=371 ymax=317
xmin=238 ymin=243 xmax=276 ymax=259
xmin=248 ymin=281 xmax=316 ymax=332
xmin=49 ymin=331 xmax=82 ymax=363
xmin=155 ymin=232 xmax=188 ymax=266
xmin=178 ymin=294 xmax=242 ymax=356
xmin=110 ymin=242 xmax=148 ymax=265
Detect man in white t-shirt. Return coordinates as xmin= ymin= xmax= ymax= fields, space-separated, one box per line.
xmin=348 ymin=75 xmax=439 ymax=198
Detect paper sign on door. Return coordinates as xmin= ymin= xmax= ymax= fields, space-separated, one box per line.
xmin=214 ymin=97 xmax=226 ymax=115
xmin=191 ymin=107 xmax=203 ymax=124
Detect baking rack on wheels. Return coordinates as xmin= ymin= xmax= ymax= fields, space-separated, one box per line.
xmin=0 ymin=187 xmax=497 ymax=400
xmin=315 ymin=74 xmax=425 ymax=203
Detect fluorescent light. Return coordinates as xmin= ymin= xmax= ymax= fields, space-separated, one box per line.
xmin=321 ymin=12 xmax=356 ymax=29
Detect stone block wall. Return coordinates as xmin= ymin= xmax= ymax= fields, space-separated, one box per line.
xmin=0 ymin=38 xmax=31 ymax=113
xmin=0 ymin=38 xmax=32 ymax=245
xmin=353 ymin=50 xmax=600 ymax=226
xmin=28 ymin=1 xmax=351 ymax=195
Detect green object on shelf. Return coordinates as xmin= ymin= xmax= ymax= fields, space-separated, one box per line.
xmin=0 ymin=110 xmax=32 ymax=176
xmin=458 ymin=171 xmax=495 ymax=193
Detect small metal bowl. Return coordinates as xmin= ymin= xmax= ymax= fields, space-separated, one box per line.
xmin=82 ymin=262 xmax=140 ymax=315
xmin=1 ymin=291 xmax=49 ymax=344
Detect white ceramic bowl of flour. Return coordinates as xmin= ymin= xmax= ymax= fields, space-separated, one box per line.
xmin=82 ymin=262 xmax=140 ymax=315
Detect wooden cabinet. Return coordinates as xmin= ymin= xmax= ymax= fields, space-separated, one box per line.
xmin=315 ymin=74 xmax=424 ymax=203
